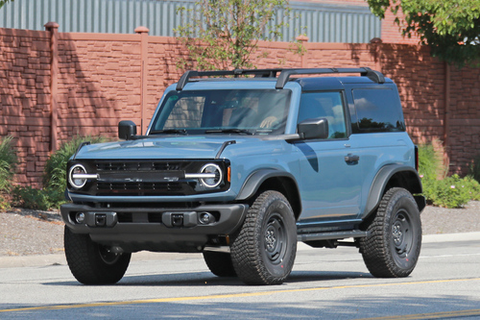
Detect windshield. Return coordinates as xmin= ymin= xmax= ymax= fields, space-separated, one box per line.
xmin=149 ymin=89 xmax=291 ymax=135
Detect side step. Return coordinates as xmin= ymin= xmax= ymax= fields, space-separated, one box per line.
xmin=297 ymin=230 xmax=368 ymax=242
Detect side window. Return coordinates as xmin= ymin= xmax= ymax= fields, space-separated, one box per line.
xmin=298 ymin=91 xmax=347 ymax=139
xmin=352 ymin=88 xmax=405 ymax=133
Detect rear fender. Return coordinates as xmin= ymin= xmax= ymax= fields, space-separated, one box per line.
xmin=363 ymin=165 xmax=424 ymax=219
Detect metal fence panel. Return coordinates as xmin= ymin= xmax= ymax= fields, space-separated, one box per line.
xmin=0 ymin=0 xmax=380 ymax=43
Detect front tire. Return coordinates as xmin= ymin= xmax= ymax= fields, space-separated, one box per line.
xmin=360 ymin=188 xmax=422 ymax=278
xmin=64 ymin=226 xmax=131 ymax=285
xmin=231 ymin=191 xmax=297 ymax=285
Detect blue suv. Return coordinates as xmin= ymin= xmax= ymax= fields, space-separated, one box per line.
xmin=61 ymin=68 xmax=425 ymax=285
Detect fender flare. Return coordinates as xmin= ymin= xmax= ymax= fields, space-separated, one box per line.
xmin=363 ymin=164 xmax=423 ymax=219
xmin=236 ymin=169 xmax=300 ymax=204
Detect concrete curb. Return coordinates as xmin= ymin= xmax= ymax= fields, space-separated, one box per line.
xmin=1 ymin=232 xmax=480 ymax=269
xmin=422 ymin=231 xmax=480 ymax=243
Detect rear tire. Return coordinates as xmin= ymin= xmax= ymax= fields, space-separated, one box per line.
xmin=64 ymin=226 xmax=131 ymax=285
xmin=203 ymin=251 xmax=237 ymax=277
xmin=231 ymin=191 xmax=297 ymax=285
xmin=360 ymin=188 xmax=422 ymax=278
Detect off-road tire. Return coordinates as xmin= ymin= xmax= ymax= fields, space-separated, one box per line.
xmin=203 ymin=251 xmax=237 ymax=277
xmin=231 ymin=191 xmax=297 ymax=285
xmin=64 ymin=226 xmax=131 ymax=285
xmin=360 ymin=187 xmax=422 ymax=278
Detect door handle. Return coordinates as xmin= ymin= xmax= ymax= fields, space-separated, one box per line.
xmin=345 ymin=154 xmax=360 ymax=163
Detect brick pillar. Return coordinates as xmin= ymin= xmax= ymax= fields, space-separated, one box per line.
xmin=45 ymin=22 xmax=59 ymax=152
xmin=369 ymin=37 xmax=383 ymax=73
xmin=135 ymin=26 xmax=149 ymax=135
xmin=296 ymin=35 xmax=309 ymax=68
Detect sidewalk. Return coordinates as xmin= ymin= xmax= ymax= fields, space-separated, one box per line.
xmin=2 ymin=232 xmax=480 ymax=269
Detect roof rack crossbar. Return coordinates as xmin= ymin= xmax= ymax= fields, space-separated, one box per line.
xmin=176 ymin=68 xmax=283 ymax=90
xmin=275 ymin=67 xmax=385 ymax=89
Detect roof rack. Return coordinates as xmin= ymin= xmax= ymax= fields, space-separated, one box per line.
xmin=176 ymin=67 xmax=385 ymax=91
xmin=275 ymin=67 xmax=385 ymax=89
xmin=176 ymin=68 xmax=283 ymax=91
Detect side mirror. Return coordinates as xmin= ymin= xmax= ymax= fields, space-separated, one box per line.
xmin=297 ymin=118 xmax=329 ymax=140
xmin=118 ymin=120 xmax=137 ymax=140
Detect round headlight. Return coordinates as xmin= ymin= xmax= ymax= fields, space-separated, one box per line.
xmin=68 ymin=164 xmax=88 ymax=189
xmin=200 ymin=163 xmax=222 ymax=188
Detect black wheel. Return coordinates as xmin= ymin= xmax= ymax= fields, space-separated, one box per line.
xmin=64 ymin=226 xmax=131 ymax=285
xmin=359 ymin=187 xmax=422 ymax=278
xmin=231 ymin=191 xmax=297 ymax=285
xmin=203 ymin=251 xmax=237 ymax=277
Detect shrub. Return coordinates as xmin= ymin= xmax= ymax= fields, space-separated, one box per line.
xmin=0 ymin=136 xmax=18 ymax=210
xmin=11 ymin=186 xmax=55 ymax=211
xmin=0 ymin=136 xmax=18 ymax=192
xmin=43 ymin=135 xmax=108 ymax=207
xmin=462 ymin=175 xmax=480 ymax=201
xmin=417 ymin=139 xmax=447 ymax=181
xmin=418 ymin=140 xmax=480 ymax=208
xmin=423 ymin=174 xmax=477 ymax=208
xmin=469 ymin=153 xmax=480 ymax=183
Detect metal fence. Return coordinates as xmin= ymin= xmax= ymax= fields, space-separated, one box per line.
xmin=0 ymin=0 xmax=381 ymax=43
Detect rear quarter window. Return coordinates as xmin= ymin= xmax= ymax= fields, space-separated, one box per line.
xmin=351 ymin=88 xmax=405 ymax=133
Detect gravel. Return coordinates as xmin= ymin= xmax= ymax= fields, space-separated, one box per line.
xmin=0 ymin=208 xmax=64 ymax=256
xmin=1 ymin=202 xmax=479 ymax=257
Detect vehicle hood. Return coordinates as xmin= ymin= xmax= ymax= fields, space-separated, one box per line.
xmin=73 ymin=135 xmax=265 ymax=160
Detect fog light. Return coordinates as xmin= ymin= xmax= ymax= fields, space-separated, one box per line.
xmin=199 ymin=212 xmax=215 ymax=224
xmin=75 ymin=212 xmax=86 ymax=224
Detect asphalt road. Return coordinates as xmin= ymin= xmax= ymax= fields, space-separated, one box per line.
xmin=1 ymin=233 xmax=480 ymax=319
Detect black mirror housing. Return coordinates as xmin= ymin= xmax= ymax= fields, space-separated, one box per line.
xmin=297 ymin=118 xmax=329 ymax=140
xmin=118 ymin=120 xmax=137 ymax=140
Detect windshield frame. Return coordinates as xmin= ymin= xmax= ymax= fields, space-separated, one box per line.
xmin=147 ymin=82 xmax=294 ymax=136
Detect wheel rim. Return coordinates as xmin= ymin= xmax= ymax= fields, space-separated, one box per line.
xmin=98 ymin=245 xmax=121 ymax=265
xmin=391 ymin=209 xmax=414 ymax=264
xmin=263 ymin=213 xmax=287 ymax=265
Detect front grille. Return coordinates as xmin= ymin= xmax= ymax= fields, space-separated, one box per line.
xmin=68 ymin=159 xmax=230 ymax=197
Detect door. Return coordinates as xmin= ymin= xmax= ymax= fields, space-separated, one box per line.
xmin=294 ymin=91 xmax=364 ymax=224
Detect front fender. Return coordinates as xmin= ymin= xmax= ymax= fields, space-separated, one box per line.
xmin=236 ymin=169 xmax=298 ymax=201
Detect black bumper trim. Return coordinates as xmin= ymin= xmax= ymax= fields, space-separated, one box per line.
xmin=60 ymin=202 xmax=248 ymax=252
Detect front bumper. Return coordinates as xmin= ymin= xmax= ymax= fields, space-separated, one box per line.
xmin=60 ymin=202 xmax=248 ymax=253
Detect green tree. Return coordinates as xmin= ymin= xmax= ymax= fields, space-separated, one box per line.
xmin=0 ymin=0 xmax=14 ymax=9
xmin=175 ymin=0 xmax=293 ymax=70
xmin=367 ymin=0 xmax=480 ymax=67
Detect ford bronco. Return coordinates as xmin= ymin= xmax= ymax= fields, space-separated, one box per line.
xmin=61 ymin=67 xmax=425 ymax=285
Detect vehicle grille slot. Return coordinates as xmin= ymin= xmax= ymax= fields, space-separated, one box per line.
xmin=97 ymin=182 xmax=183 ymax=196
xmin=96 ymin=161 xmax=183 ymax=171
xmin=148 ymin=213 xmax=163 ymax=223
xmin=117 ymin=212 xmax=133 ymax=223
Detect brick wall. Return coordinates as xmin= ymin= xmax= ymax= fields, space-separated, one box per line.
xmin=0 ymin=28 xmax=52 ymax=185
xmin=380 ymin=5 xmax=421 ymax=44
xmin=57 ymin=33 xmax=143 ymax=140
xmin=1 ymin=26 xmax=480 ymax=187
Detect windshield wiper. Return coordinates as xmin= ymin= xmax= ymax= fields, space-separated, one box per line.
xmin=205 ymin=129 xmax=255 ymax=135
xmin=150 ymin=129 xmax=188 ymax=135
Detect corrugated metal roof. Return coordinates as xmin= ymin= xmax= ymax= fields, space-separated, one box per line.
xmin=0 ymin=0 xmax=380 ymax=43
